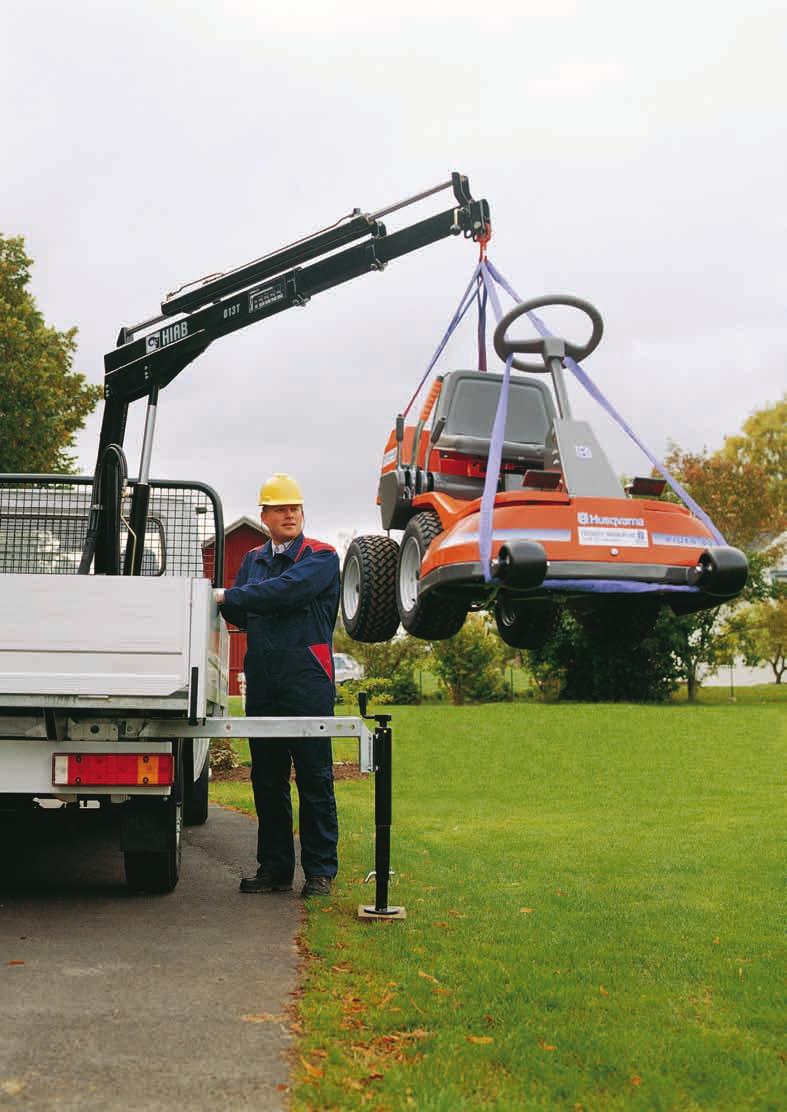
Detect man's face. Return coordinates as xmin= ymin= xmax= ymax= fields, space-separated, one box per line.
xmin=261 ymin=503 xmax=303 ymax=545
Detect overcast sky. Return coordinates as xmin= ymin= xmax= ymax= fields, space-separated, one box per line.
xmin=3 ymin=0 xmax=785 ymax=549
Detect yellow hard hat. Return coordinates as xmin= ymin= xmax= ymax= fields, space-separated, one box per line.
xmin=258 ymin=473 xmax=304 ymax=507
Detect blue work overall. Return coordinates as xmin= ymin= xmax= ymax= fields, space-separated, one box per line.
xmin=220 ymin=534 xmax=340 ymax=881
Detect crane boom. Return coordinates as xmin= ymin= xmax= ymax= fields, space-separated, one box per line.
xmin=85 ymin=172 xmax=490 ymax=574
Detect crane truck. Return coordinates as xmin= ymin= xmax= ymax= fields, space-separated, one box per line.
xmin=0 ymin=174 xmax=491 ymax=894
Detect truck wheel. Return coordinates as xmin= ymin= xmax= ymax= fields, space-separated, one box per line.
xmin=183 ymin=740 xmax=209 ymax=826
xmin=342 ymin=535 xmax=400 ymax=643
xmin=124 ymin=755 xmax=183 ymax=894
xmin=495 ymin=597 xmax=560 ymax=650
xmin=396 ymin=511 xmax=467 ymax=640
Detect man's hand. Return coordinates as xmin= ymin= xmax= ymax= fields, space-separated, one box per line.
xmin=213 ymin=588 xmax=225 ymax=604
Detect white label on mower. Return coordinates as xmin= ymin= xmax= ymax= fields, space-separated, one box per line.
xmin=652 ymin=533 xmax=704 ymax=548
xmin=578 ymin=526 xmax=649 ymax=548
xmin=382 ymin=448 xmax=397 ymax=467
xmin=575 ymin=444 xmax=593 ymax=459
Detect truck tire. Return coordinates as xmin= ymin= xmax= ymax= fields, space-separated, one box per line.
xmin=183 ymin=739 xmax=209 ymax=826
xmin=124 ymin=753 xmax=183 ymax=894
xmin=494 ymin=597 xmax=560 ymax=650
xmin=342 ymin=535 xmax=400 ymax=643
xmin=396 ymin=511 xmax=467 ymax=640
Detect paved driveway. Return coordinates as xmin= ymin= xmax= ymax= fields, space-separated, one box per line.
xmin=0 ymin=805 xmax=301 ymax=1110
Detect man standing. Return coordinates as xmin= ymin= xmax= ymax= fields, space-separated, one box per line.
xmin=214 ymin=474 xmax=339 ymax=897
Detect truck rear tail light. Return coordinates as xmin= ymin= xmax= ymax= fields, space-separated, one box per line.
xmin=52 ymin=753 xmax=174 ymax=787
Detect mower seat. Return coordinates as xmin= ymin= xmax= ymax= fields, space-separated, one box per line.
xmin=430 ymin=370 xmax=556 ymax=500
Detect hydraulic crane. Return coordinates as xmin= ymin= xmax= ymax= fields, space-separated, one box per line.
xmin=80 ymin=173 xmax=490 ymax=576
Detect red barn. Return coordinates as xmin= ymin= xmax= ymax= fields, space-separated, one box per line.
xmin=203 ymin=515 xmax=268 ymax=696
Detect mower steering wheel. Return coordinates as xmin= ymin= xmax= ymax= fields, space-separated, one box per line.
xmin=493 ymin=295 xmax=604 ymax=374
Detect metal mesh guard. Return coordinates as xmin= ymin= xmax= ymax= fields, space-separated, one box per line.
xmin=0 ymin=476 xmax=222 ymax=580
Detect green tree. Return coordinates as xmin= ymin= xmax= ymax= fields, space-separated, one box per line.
xmin=430 ymin=614 xmax=507 ymax=705
xmin=656 ymin=405 xmax=786 ymax=699
xmin=0 ymin=234 xmax=101 ymax=472
xmin=725 ymin=595 xmax=787 ymax=684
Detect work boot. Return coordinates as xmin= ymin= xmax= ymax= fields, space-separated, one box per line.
xmin=301 ymin=876 xmax=332 ymax=898
xmin=239 ymin=870 xmax=293 ymax=894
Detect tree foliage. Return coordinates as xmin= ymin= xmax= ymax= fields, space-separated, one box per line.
xmin=725 ymin=595 xmax=787 ymax=684
xmin=653 ymin=400 xmax=787 ymax=698
xmin=662 ymin=443 xmax=782 ymax=554
xmin=0 ymin=234 xmax=101 ymax=473
xmin=721 ymin=395 xmax=786 ymax=523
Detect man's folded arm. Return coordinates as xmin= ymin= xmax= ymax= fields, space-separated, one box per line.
xmin=223 ymin=548 xmax=338 ymax=615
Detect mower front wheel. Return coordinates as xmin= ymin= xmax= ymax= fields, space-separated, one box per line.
xmin=342 ymin=535 xmax=400 ymax=643
xmin=396 ymin=511 xmax=467 ymax=640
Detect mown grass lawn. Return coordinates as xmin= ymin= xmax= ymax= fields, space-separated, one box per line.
xmin=211 ymin=694 xmax=785 ymax=1111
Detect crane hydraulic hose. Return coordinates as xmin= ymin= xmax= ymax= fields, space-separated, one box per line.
xmin=77 ymin=443 xmax=128 ymax=575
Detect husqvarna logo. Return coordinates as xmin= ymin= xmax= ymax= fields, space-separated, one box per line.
xmin=146 ymin=321 xmax=188 ymax=352
xmin=578 ymin=511 xmax=645 ymax=528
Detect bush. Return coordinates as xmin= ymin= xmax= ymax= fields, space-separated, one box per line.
xmin=210 ymin=738 xmax=239 ymax=772
xmin=335 ymin=677 xmax=394 ymax=710
xmin=430 ymin=614 xmax=508 ymax=704
xmin=527 ymin=607 xmax=682 ymax=703
xmin=334 ymin=621 xmax=426 ymax=705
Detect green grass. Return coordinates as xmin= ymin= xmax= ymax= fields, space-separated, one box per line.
xmin=211 ymin=699 xmax=785 ymax=1110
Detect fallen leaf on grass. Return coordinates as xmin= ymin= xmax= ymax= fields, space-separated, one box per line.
xmin=300 ymin=1057 xmax=324 ymax=1079
xmin=447 ymin=909 xmax=466 ymax=919
xmin=1 ymin=1081 xmax=25 ymax=1096
xmin=434 ymin=921 xmax=450 ymax=929
xmin=599 ymin=985 xmax=609 ymax=996
xmin=275 ymin=1084 xmax=288 ymax=1092
xmin=467 ymin=1035 xmax=494 ymax=1045
xmin=418 ymin=970 xmax=440 ymax=984
xmin=331 ymin=963 xmax=352 ymax=973
xmin=5 ymin=961 xmax=24 ymax=967
xmin=240 ymin=1013 xmax=284 ymax=1023
xmin=538 ymin=1040 xmax=556 ymax=1051
xmin=631 ymin=1076 xmax=642 ymax=1087
xmin=519 ymin=907 xmax=534 ymax=915
xmin=484 ymin=1015 xmax=494 ymax=1026
xmin=712 ymin=937 xmax=720 ymax=945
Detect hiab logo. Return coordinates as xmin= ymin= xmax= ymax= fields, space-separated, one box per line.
xmin=146 ymin=321 xmax=188 ymax=352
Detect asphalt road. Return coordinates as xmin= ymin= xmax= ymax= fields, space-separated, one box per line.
xmin=0 ymin=804 xmax=302 ymax=1111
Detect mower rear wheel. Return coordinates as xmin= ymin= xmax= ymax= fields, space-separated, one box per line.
xmin=342 ymin=535 xmax=400 ymax=643
xmin=396 ymin=511 xmax=467 ymax=640
xmin=495 ymin=597 xmax=560 ymax=650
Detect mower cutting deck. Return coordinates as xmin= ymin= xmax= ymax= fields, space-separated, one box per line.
xmin=341 ymin=296 xmax=747 ymax=647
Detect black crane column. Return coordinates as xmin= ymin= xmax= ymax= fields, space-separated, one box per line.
xmin=123 ymin=385 xmax=159 ymax=575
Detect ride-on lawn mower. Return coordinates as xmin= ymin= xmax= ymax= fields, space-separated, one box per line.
xmin=341 ymin=293 xmax=748 ymax=648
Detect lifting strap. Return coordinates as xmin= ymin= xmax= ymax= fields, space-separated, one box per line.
xmin=478 ymin=258 xmax=725 ymax=579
